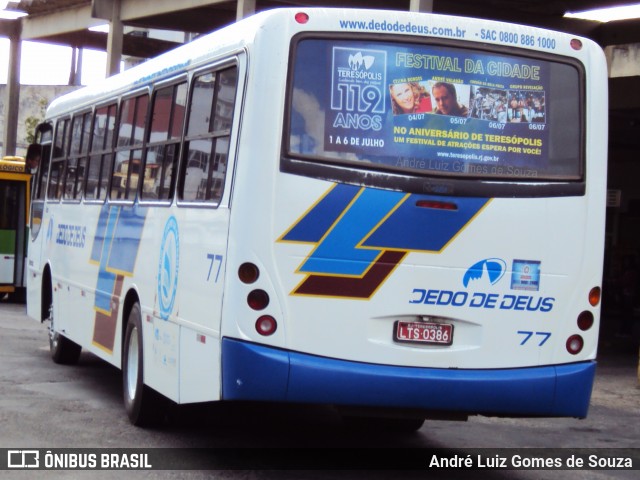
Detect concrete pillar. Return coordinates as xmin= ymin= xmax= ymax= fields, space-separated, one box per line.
xmin=236 ymin=0 xmax=256 ymax=21
xmin=106 ymin=0 xmax=123 ymax=77
xmin=2 ymin=29 xmax=21 ymax=157
xmin=409 ymin=0 xmax=434 ymax=12
xmin=68 ymin=47 xmax=84 ymax=86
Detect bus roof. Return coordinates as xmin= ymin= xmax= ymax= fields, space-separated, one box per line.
xmin=45 ymin=7 xmax=599 ymax=120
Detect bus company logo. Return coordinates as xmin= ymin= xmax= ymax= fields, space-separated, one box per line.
xmin=462 ymin=258 xmax=506 ymax=288
xmin=7 ymin=450 xmax=39 ymax=468
xmin=409 ymin=257 xmax=554 ymax=312
xmin=158 ymin=216 xmax=179 ymax=320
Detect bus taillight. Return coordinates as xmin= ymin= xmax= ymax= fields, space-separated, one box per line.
xmin=256 ymin=315 xmax=277 ymax=336
xmin=247 ymin=289 xmax=270 ymax=310
xmin=588 ymin=287 xmax=601 ymax=306
xmin=239 ymin=263 xmax=260 ymax=284
xmin=577 ymin=311 xmax=594 ymax=331
xmin=566 ymin=335 xmax=584 ymax=355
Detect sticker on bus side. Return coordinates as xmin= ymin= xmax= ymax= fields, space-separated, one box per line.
xmin=158 ymin=216 xmax=179 ymax=320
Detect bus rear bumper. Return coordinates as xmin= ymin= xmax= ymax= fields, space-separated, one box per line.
xmin=221 ymin=338 xmax=596 ymax=418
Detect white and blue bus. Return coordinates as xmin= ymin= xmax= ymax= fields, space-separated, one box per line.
xmin=27 ymin=8 xmax=607 ymax=428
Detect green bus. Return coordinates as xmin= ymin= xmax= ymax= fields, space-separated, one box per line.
xmin=0 ymin=156 xmax=30 ymax=302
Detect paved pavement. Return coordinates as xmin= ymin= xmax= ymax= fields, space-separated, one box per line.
xmin=0 ymin=298 xmax=638 ymax=479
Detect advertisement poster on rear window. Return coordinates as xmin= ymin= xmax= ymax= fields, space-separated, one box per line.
xmin=317 ymin=42 xmax=554 ymax=179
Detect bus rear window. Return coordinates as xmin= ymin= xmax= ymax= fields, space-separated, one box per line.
xmin=287 ymin=38 xmax=583 ymax=182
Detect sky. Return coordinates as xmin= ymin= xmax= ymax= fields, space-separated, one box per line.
xmin=0 ymin=39 xmax=110 ymax=86
xmin=0 ymin=4 xmax=111 ymax=87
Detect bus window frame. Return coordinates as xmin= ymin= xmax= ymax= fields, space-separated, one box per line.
xmin=138 ymin=74 xmax=188 ymax=207
xmin=29 ymin=122 xmax=53 ymax=201
xmin=176 ymin=58 xmax=240 ymax=210
xmin=47 ymin=117 xmax=71 ymax=202
xmin=111 ymin=88 xmax=151 ymax=205
xmin=281 ymin=33 xmax=587 ymax=199
xmin=62 ymin=109 xmax=92 ymax=204
xmin=83 ymin=101 xmax=118 ymax=205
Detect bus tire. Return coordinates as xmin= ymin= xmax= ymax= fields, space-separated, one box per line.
xmin=122 ymin=302 xmax=161 ymax=426
xmin=50 ymin=331 xmax=82 ymax=365
xmin=46 ymin=287 xmax=81 ymax=365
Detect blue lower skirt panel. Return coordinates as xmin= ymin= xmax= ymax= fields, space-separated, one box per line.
xmin=221 ymin=338 xmax=596 ymax=418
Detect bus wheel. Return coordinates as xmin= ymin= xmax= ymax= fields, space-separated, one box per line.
xmin=46 ymin=289 xmax=81 ymax=365
xmin=122 ymin=302 xmax=161 ymax=426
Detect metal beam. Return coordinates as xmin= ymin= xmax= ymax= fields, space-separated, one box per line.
xmin=21 ymin=4 xmax=104 ymax=41
xmin=122 ymin=9 xmax=235 ymax=34
xmin=24 ymin=31 xmax=108 ymax=50
xmin=118 ymin=0 xmax=228 ymax=23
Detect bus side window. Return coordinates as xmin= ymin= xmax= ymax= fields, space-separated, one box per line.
xmin=64 ymin=112 xmax=90 ymax=201
xmin=34 ymin=144 xmax=51 ymax=200
xmin=76 ymin=111 xmax=92 ymax=199
xmin=86 ymin=104 xmax=116 ymax=201
xmin=142 ymin=81 xmax=187 ymax=201
xmin=48 ymin=118 xmax=69 ymax=201
xmin=180 ymin=66 xmax=237 ymax=204
xmin=112 ymin=94 xmax=149 ymax=201
xmin=28 ymin=124 xmax=52 ymax=200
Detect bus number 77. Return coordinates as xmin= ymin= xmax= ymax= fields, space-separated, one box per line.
xmin=206 ymin=254 xmax=223 ymax=283
xmin=517 ymin=330 xmax=551 ymax=346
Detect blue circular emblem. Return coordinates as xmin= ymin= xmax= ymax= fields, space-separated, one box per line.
xmin=158 ymin=216 xmax=179 ymax=320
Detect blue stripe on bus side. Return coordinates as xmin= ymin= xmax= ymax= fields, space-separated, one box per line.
xmin=281 ymin=183 xmax=360 ymax=244
xmin=221 ymin=338 xmax=595 ymax=418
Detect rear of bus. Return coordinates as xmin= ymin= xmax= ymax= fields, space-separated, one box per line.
xmin=221 ymin=9 xmax=607 ymax=420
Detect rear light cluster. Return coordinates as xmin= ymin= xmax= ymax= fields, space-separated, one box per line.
xmin=566 ymin=287 xmax=600 ymax=355
xmin=239 ymin=262 xmax=277 ymax=336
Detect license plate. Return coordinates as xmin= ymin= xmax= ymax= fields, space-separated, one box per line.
xmin=393 ymin=321 xmax=453 ymax=346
